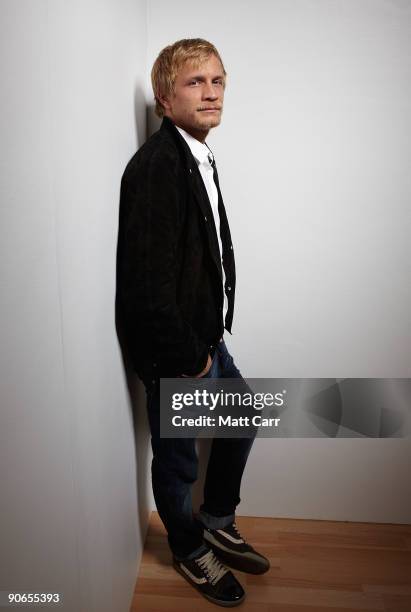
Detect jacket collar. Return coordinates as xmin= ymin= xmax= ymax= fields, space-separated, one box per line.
xmin=174 ymin=125 xmax=212 ymax=167
xmin=160 ymin=115 xmax=214 ymax=169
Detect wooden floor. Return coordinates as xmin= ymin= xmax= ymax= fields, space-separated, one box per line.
xmin=131 ymin=511 xmax=411 ymax=611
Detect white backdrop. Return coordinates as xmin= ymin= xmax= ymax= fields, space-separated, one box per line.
xmin=146 ymin=0 xmax=411 ymax=523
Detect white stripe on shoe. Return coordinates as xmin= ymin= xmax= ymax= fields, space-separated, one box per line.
xmin=216 ymin=529 xmax=244 ymax=544
xmin=179 ymin=564 xmax=207 ymax=584
xmin=204 ymin=531 xmax=264 ymax=564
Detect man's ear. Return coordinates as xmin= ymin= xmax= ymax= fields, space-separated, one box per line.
xmin=158 ymin=93 xmax=171 ymax=112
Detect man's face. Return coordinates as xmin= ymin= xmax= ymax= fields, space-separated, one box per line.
xmin=160 ymin=54 xmax=225 ymax=141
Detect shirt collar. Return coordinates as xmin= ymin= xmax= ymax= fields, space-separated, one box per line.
xmin=175 ymin=124 xmax=214 ymax=167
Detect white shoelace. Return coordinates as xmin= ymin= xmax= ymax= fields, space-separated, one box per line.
xmin=196 ymin=549 xmax=228 ymax=585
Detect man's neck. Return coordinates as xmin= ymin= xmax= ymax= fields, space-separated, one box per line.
xmin=184 ymin=129 xmax=207 ymax=144
xmin=166 ymin=116 xmax=209 ymax=143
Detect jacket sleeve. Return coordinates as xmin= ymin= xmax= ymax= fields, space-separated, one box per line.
xmin=118 ymin=149 xmax=209 ymax=376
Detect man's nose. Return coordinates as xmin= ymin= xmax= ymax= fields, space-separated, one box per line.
xmin=203 ymin=83 xmax=219 ymax=99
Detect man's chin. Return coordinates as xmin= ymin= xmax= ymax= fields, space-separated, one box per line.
xmin=198 ymin=117 xmax=221 ymax=130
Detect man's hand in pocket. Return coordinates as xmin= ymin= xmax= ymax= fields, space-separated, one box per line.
xmin=181 ymin=354 xmax=212 ymax=378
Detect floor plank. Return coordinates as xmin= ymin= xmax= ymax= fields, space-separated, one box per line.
xmin=130 ymin=512 xmax=411 ymax=611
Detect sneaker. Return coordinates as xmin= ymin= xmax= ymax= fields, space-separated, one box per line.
xmin=172 ymin=546 xmax=245 ymax=607
xmin=202 ymin=521 xmax=270 ymax=575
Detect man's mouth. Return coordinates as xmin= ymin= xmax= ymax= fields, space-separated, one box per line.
xmin=199 ymin=108 xmax=220 ymax=112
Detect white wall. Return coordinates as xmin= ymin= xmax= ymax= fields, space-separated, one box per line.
xmin=1 ymin=5 xmax=410 ymax=610
xmin=0 ymin=1 xmax=149 ymax=610
xmin=146 ymin=0 xmax=411 ymax=523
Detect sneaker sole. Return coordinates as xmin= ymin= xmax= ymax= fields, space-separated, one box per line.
xmin=172 ymin=559 xmax=246 ymax=607
xmin=204 ymin=532 xmax=270 ymax=575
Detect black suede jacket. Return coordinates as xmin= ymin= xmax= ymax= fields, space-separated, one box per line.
xmin=115 ymin=116 xmax=236 ymax=384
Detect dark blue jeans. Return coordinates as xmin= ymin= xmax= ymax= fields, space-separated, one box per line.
xmin=144 ymin=338 xmax=256 ymax=559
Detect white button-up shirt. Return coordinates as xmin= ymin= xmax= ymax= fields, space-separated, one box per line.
xmin=175 ymin=125 xmax=228 ymax=327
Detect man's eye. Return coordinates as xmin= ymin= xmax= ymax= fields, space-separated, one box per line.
xmin=188 ymin=79 xmax=223 ymax=86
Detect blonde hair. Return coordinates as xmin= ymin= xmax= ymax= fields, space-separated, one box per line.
xmin=151 ymin=38 xmax=227 ymax=118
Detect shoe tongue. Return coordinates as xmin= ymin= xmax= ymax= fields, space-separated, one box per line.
xmin=225 ymin=523 xmax=242 ymax=536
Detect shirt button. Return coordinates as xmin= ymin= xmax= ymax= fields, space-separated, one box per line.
xmin=230 ymin=245 xmax=233 ymax=250
xmin=227 ymin=286 xmax=231 ymax=291
xmin=205 ymin=216 xmax=208 ymax=221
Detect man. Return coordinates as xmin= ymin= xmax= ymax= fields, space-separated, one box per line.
xmin=116 ymin=38 xmax=269 ymax=607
